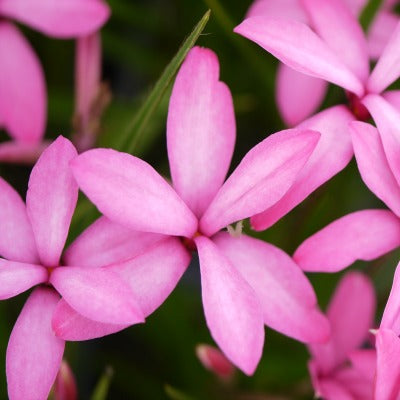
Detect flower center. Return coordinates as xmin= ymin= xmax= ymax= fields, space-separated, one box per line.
xmin=346 ymin=91 xmax=371 ymax=121
xmin=181 ymin=231 xmax=201 ymax=251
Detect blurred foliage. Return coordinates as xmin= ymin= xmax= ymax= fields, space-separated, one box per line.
xmin=0 ymin=0 xmax=399 ymax=399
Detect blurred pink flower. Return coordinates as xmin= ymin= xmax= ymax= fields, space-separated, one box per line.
xmin=308 ymin=272 xmax=376 ymax=400
xmin=53 ymin=360 xmax=77 ymax=400
xmin=196 ymin=344 xmax=235 ymax=380
xmin=70 ymin=46 xmax=330 ymax=375
xmin=0 ymin=136 xmax=144 ymax=399
xmin=0 ymin=0 xmax=110 ymax=163
xmin=243 ymin=0 xmax=399 ymax=126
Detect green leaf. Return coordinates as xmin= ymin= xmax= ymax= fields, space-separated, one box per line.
xmin=165 ymin=384 xmax=196 ymax=400
xmin=114 ymin=9 xmax=211 ymax=154
xmin=90 ymin=367 xmax=114 ymax=400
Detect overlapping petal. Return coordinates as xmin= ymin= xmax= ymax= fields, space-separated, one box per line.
xmin=0 ymin=22 xmax=46 ymax=143
xmin=26 ymin=136 xmax=78 ymax=267
xmin=167 ymin=46 xmax=235 ymax=217
xmin=234 ymin=17 xmax=364 ymax=96
xmin=200 ymin=129 xmax=320 ymax=236
xmin=195 ymin=236 xmax=264 ymax=375
xmin=351 ymin=121 xmax=400 ymax=216
xmin=0 ymin=260 xmax=47 ymax=300
xmin=64 ymin=216 xmax=164 ymax=267
xmin=50 ymin=266 xmax=144 ymax=325
xmin=213 ymin=233 xmax=329 ymax=343
xmin=294 ymin=210 xmax=400 ymax=272
xmin=0 ymin=177 xmax=38 ymax=263
xmin=6 ymin=288 xmax=64 ymax=400
xmin=381 ymin=261 xmax=400 ymax=334
xmin=276 ymin=64 xmax=327 ymax=126
xmin=252 ymin=106 xmax=354 ymax=230
xmin=71 ymin=149 xmax=198 ymax=237
xmin=0 ymin=0 xmax=110 ymax=38
xmin=301 ymin=0 xmax=369 ymax=82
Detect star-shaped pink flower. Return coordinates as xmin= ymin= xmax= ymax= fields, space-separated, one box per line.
xmin=69 ymin=46 xmax=330 ymax=374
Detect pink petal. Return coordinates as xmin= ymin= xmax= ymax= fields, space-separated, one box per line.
xmin=0 ymin=140 xmax=50 ymax=164
xmin=0 ymin=22 xmax=46 ymax=143
xmin=317 ymin=378 xmax=357 ymax=400
xmin=351 ymin=121 xmax=400 ymax=216
xmin=0 ymin=177 xmax=38 ymax=263
xmin=334 ymin=367 xmax=374 ymax=400
xmin=294 ymin=210 xmax=400 ymax=272
xmin=53 ymin=360 xmax=78 ymax=400
xmin=309 ymin=272 xmax=375 ymax=374
xmin=167 ymin=46 xmax=235 ymax=217
xmin=50 ymin=266 xmax=144 ymax=325
xmin=301 ymin=0 xmax=369 ymax=82
xmin=276 ymin=63 xmax=328 ymax=126
xmin=234 ymin=17 xmax=364 ymax=96
xmin=195 ymin=236 xmax=264 ymax=375
xmin=196 ymin=344 xmax=235 ymax=379
xmin=213 ymin=232 xmax=329 ymax=344
xmin=200 ymin=129 xmax=320 ymax=236
xmin=251 ymin=105 xmax=354 ymax=230
xmin=367 ymin=11 xmax=399 ymax=59
xmin=342 ymin=0 xmax=368 ymax=16
xmin=109 ymin=237 xmax=191 ymax=317
xmin=368 ymin=21 xmax=400 ymax=93
xmin=52 ymin=299 xmax=128 ymax=341
xmin=383 ymin=89 xmax=400 ymax=110
xmin=64 ymin=216 xmax=164 ymax=267
xmin=26 ymin=136 xmax=78 ymax=267
xmin=71 ymin=149 xmax=198 ymax=237
xmin=375 ymin=329 xmax=400 ymax=400
xmin=348 ymin=349 xmax=376 ymax=381
xmin=246 ymin=0 xmax=308 ymax=22
xmin=6 ymin=288 xmax=64 ymax=400
xmin=363 ymin=94 xmax=400 ymax=185
xmin=75 ymin=33 xmax=101 ymax=121
xmin=381 ymin=261 xmax=400 ymax=334
xmin=0 ymin=259 xmax=47 ymax=299
xmin=0 ymin=0 xmax=110 ymax=38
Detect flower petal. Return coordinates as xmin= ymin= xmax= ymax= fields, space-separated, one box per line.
xmin=294 ymin=210 xmax=400 ymax=272
xmin=0 ymin=259 xmax=47 ymax=299
xmin=309 ymin=272 xmax=375 ymax=374
xmin=52 ymin=299 xmax=128 ymax=341
xmin=200 ymin=129 xmax=320 ymax=236
xmin=381 ymin=261 xmax=400 ymax=334
xmin=375 ymin=329 xmax=400 ymax=400
xmin=71 ymin=149 xmax=198 ymax=237
xmin=50 ymin=266 xmax=144 ymax=325
xmin=0 ymin=140 xmax=49 ymax=164
xmin=234 ymin=17 xmax=364 ymax=96
xmin=0 ymin=0 xmax=110 ymax=38
xmin=351 ymin=121 xmax=400 ymax=216
xmin=251 ymin=105 xmax=354 ymax=230
xmin=109 ymin=237 xmax=191 ymax=317
xmin=348 ymin=349 xmax=376 ymax=382
xmin=0 ymin=177 xmax=38 ymax=263
xmin=276 ymin=63 xmax=328 ymax=126
xmin=213 ymin=233 xmax=329 ymax=344
xmin=0 ymin=22 xmax=46 ymax=143
xmin=195 ymin=236 xmax=264 ymax=375
xmin=363 ymin=94 xmax=400 ymax=186
xmin=26 ymin=136 xmax=78 ymax=267
xmin=368 ymin=21 xmax=400 ymax=93
xmin=6 ymin=288 xmax=64 ymax=400
xmin=301 ymin=0 xmax=369 ymax=82
xmin=167 ymin=46 xmax=235 ymax=217
xmin=246 ymin=0 xmax=308 ymax=22
xmin=64 ymin=216 xmax=164 ymax=267
xmin=383 ymin=89 xmax=400 ymax=110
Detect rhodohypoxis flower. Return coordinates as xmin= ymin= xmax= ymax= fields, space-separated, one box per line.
xmin=235 ymin=0 xmax=400 ymax=157
xmin=308 ymin=272 xmax=376 ymax=400
xmin=243 ymin=0 xmax=399 ymax=126
xmin=0 ymin=136 xmax=146 ymax=399
xmin=70 ymin=46 xmax=330 ymax=374
xmin=0 ymin=0 xmax=109 ymax=162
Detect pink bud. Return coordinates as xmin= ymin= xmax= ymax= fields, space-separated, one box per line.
xmin=196 ymin=344 xmax=235 ymax=380
xmin=54 ymin=360 xmax=78 ymax=400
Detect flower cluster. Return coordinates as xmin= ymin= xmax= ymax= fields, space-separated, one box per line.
xmin=2 ymin=0 xmax=400 ymax=398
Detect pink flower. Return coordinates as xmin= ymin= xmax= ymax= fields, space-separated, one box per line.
xmin=0 ymin=0 xmax=110 ymax=163
xmin=196 ymin=344 xmax=235 ymax=380
xmin=0 ymin=136 xmax=145 ymax=399
xmin=235 ymin=0 xmax=400 ymax=179
xmin=308 ymin=272 xmax=376 ymax=400
xmin=53 ymin=360 xmax=77 ymax=400
xmin=70 ymin=46 xmax=330 ymax=375
xmin=243 ymin=0 xmax=399 ymax=126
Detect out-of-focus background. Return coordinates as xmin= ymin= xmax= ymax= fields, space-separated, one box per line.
xmin=0 ymin=1 xmax=399 ymax=398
